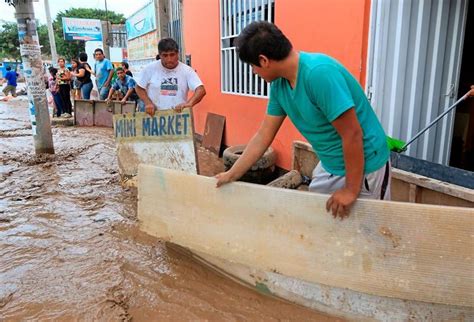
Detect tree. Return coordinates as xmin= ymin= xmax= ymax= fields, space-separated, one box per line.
xmin=0 ymin=5 xmax=125 ymax=61
xmin=2 ymin=1 xmax=48 ymax=60
xmin=0 ymin=22 xmax=50 ymax=60
xmin=53 ymin=8 xmax=125 ymax=59
xmin=38 ymin=24 xmax=51 ymax=57
xmin=0 ymin=22 xmax=20 ymax=60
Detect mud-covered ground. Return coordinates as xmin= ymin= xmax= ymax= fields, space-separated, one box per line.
xmin=0 ymin=99 xmax=338 ymax=321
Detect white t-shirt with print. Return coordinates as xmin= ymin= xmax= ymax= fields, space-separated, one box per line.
xmin=136 ymin=60 xmax=203 ymax=110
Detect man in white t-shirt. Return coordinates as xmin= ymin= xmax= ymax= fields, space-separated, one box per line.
xmin=136 ymin=38 xmax=206 ymax=114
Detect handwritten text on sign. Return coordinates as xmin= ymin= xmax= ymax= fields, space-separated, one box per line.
xmin=113 ymin=111 xmax=193 ymax=142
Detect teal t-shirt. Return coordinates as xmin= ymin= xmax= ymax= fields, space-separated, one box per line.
xmin=267 ymin=52 xmax=389 ymax=176
xmin=94 ymin=58 xmax=113 ymax=89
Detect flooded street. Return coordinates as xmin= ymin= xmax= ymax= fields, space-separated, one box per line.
xmin=0 ymin=99 xmax=337 ymax=321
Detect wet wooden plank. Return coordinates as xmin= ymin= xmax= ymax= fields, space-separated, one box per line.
xmin=191 ymin=249 xmax=474 ymax=320
xmin=393 ymin=169 xmax=474 ymax=204
xmin=138 ymin=165 xmax=474 ymax=307
xmin=202 ymin=113 xmax=226 ymax=155
xmin=391 ymin=152 xmax=474 ymax=189
xmin=74 ymin=99 xmax=94 ymax=126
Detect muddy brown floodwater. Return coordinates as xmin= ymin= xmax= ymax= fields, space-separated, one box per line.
xmin=0 ymin=99 xmax=340 ymax=321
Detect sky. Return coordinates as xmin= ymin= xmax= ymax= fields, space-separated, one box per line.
xmin=0 ymin=0 xmax=152 ymax=24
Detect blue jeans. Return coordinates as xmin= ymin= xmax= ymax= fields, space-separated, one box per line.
xmin=81 ymin=82 xmax=93 ymax=100
xmin=136 ymin=99 xmax=145 ymax=112
xmin=99 ymin=86 xmax=110 ymax=100
xmin=52 ymin=92 xmax=63 ymax=117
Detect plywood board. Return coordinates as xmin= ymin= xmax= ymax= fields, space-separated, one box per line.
xmin=192 ymin=250 xmax=474 ymax=321
xmin=392 ymin=169 xmax=474 ymax=204
xmin=113 ymin=110 xmax=197 ymax=184
xmin=202 ymin=113 xmax=226 ymax=155
xmin=391 ymin=152 xmax=474 ymax=189
xmin=138 ymin=165 xmax=474 ymax=307
xmin=74 ymin=99 xmax=94 ymax=126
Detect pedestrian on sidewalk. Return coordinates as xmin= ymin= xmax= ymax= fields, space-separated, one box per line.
xmin=215 ymin=22 xmax=391 ymax=219
xmin=2 ymin=66 xmax=18 ymax=97
xmin=48 ymin=67 xmax=64 ymax=118
xmin=136 ymin=38 xmax=206 ymax=114
xmin=106 ymin=67 xmax=144 ymax=111
xmin=93 ymin=48 xmax=114 ymax=100
xmin=76 ymin=52 xmax=93 ymax=100
xmin=56 ymin=58 xmax=73 ymax=117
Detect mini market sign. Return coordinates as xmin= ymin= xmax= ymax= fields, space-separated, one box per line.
xmin=113 ymin=110 xmax=198 ymax=186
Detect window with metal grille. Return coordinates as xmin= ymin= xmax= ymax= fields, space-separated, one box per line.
xmin=109 ymin=24 xmax=127 ymax=48
xmin=168 ymin=0 xmax=184 ymax=61
xmin=220 ymin=0 xmax=275 ymax=98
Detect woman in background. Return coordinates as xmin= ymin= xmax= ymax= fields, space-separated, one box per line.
xmin=56 ymin=58 xmax=72 ymax=118
xmin=77 ymin=52 xmax=93 ymax=100
xmin=48 ymin=67 xmax=64 ymax=118
xmin=70 ymin=59 xmax=82 ymax=100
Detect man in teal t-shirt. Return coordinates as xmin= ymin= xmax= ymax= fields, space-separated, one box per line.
xmin=93 ymin=48 xmax=114 ymax=100
xmin=215 ymin=22 xmax=391 ymax=219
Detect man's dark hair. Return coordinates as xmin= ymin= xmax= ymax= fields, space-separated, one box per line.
xmin=115 ymin=67 xmax=124 ymax=72
xmin=121 ymin=61 xmax=129 ymax=69
xmin=156 ymin=54 xmax=160 ymax=60
xmin=94 ymin=48 xmax=104 ymax=55
xmin=235 ymin=21 xmax=292 ymax=67
xmin=6 ymin=66 xmax=11 ymax=71
xmin=79 ymin=52 xmax=88 ymax=62
xmin=158 ymin=38 xmax=179 ymax=53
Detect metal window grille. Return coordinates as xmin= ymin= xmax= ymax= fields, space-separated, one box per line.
xmin=220 ymin=0 xmax=274 ymax=98
xmin=109 ymin=24 xmax=127 ymax=48
xmin=168 ymin=0 xmax=184 ymax=61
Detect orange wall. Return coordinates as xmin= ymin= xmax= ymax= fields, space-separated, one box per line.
xmin=183 ymin=0 xmax=371 ymax=170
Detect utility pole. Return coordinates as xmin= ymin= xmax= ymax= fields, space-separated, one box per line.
xmin=44 ymin=0 xmax=58 ymax=65
xmin=104 ymin=0 xmax=109 ymax=46
xmin=14 ymin=0 xmax=55 ymax=154
xmin=101 ymin=0 xmax=110 ymax=58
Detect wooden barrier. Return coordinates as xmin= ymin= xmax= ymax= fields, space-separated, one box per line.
xmin=138 ymin=165 xmax=474 ymax=307
xmin=74 ymin=99 xmax=136 ymax=127
xmin=291 ymin=140 xmax=474 ymax=207
xmin=74 ymin=100 xmax=94 ymax=126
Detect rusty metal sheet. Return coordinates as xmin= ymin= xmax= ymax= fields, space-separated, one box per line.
xmin=74 ymin=99 xmax=94 ymax=126
xmin=94 ymin=101 xmax=114 ymax=127
xmin=113 ymin=109 xmax=198 ymax=185
xmin=202 ymin=113 xmax=226 ymax=155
